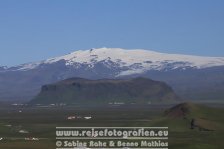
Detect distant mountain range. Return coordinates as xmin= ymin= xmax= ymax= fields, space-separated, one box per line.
xmin=0 ymin=48 xmax=224 ymax=101
xmin=30 ymin=77 xmax=180 ymax=104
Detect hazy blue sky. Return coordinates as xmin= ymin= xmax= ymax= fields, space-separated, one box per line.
xmin=0 ymin=0 xmax=224 ymax=66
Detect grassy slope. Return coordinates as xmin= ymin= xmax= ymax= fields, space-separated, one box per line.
xmin=148 ymin=103 xmax=224 ymax=149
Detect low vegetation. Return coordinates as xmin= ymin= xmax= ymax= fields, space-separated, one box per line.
xmin=0 ymin=102 xmax=223 ymax=149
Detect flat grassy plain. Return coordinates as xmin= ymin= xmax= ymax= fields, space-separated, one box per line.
xmin=0 ymin=103 xmax=223 ymax=149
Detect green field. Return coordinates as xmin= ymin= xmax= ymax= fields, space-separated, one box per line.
xmin=0 ymin=103 xmax=223 ymax=149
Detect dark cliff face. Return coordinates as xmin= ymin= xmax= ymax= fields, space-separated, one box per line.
xmin=30 ymin=77 xmax=180 ymax=104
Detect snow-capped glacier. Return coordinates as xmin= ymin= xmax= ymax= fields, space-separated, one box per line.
xmin=6 ymin=48 xmax=224 ymax=76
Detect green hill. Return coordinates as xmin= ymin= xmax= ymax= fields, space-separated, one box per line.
xmin=30 ymin=77 xmax=180 ymax=104
xmin=150 ymin=103 xmax=224 ymax=149
xmin=165 ymin=102 xmax=224 ymax=131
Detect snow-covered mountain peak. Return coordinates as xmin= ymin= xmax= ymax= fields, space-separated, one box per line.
xmin=44 ymin=47 xmax=224 ymax=66
xmin=5 ymin=48 xmax=224 ymax=75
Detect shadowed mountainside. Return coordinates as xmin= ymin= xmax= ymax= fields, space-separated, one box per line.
xmin=30 ymin=77 xmax=180 ymax=104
